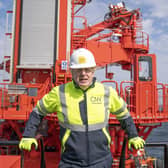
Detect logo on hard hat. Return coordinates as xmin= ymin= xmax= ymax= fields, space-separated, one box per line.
xmin=78 ymin=56 xmax=86 ymax=64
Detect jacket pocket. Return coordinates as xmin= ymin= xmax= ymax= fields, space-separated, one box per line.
xmin=102 ymin=127 xmax=111 ymax=148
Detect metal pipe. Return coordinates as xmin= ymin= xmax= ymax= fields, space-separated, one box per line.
xmin=0 ymin=140 xmax=19 ymax=146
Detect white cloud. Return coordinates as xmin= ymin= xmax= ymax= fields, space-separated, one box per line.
xmin=0 ymin=39 xmax=5 ymax=62
xmin=130 ymin=0 xmax=168 ymax=18
xmin=146 ymin=0 xmax=168 ymax=18
xmin=142 ymin=19 xmax=155 ymax=35
xmin=152 ymin=34 xmax=168 ymax=54
xmin=0 ymin=2 xmax=3 ymax=8
xmin=79 ymin=0 xmax=108 ymax=24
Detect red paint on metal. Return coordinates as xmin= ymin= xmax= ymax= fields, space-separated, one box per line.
xmin=0 ymin=156 xmax=21 ymax=168
xmin=13 ymin=0 xmax=22 ymax=82
xmin=0 ymin=0 xmax=167 ymax=167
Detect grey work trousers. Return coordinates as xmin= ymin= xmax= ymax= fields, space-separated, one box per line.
xmin=58 ymin=156 xmax=113 ymax=168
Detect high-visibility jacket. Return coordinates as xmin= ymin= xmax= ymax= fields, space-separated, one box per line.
xmin=23 ymin=79 xmax=138 ymax=166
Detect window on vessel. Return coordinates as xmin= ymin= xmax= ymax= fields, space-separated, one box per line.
xmin=138 ymin=56 xmax=152 ymax=81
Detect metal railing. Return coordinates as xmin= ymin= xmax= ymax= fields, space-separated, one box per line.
xmin=0 ymin=138 xmax=46 ymax=168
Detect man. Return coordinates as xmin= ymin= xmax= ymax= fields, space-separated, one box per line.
xmin=19 ymin=48 xmax=145 ymax=168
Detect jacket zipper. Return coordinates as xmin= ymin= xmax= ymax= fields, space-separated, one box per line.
xmin=83 ymin=91 xmax=89 ymax=165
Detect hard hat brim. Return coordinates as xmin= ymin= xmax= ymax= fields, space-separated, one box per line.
xmin=70 ymin=64 xmax=96 ymax=69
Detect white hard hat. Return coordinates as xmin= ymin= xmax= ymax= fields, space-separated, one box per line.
xmin=70 ymin=48 xmax=96 ymax=69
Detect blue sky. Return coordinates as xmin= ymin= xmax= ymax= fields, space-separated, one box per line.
xmin=0 ymin=0 xmax=168 ymax=83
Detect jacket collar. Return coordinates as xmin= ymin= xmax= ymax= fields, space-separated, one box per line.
xmin=73 ymin=77 xmax=96 ymax=91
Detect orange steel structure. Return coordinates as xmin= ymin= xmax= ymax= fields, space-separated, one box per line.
xmin=0 ymin=0 xmax=168 ymax=167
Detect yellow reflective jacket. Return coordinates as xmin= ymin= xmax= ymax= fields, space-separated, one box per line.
xmin=37 ymin=81 xmax=129 ymax=122
xmin=23 ymin=79 xmax=137 ymax=166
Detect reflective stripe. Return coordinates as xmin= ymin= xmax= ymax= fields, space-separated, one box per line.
xmin=61 ymin=129 xmax=71 ymax=153
xmin=33 ymin=106 xmax=46 ymax=116
xmin=38 ymin=100 xmax=49 ymax=115
xmin=117 ymin=111 xmax=131 ymax=120
xmin=102 ymin=127 xmax=111 ymax=148
xmin=104 ymin=86 xmax=110 ymax=124
xmin=114 ymin=102 xmax=127 ymax=115
xmin=59 ymin=121 xmax=108 ymax=132
xmin=59 ymin=85 xmax=69 ymax=123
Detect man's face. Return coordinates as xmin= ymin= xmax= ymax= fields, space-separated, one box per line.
xmin=71 ymin=67 xmax=96 ymax=90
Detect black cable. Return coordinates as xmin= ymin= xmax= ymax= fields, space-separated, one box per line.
xmin=119 ymin=137 xmax=127 ymax=168
xmin=40 ymin=138 xmax=46 ymax=168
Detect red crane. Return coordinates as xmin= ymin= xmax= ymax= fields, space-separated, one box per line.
xmin=0 ymin=0 xmax=167 ymax=167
